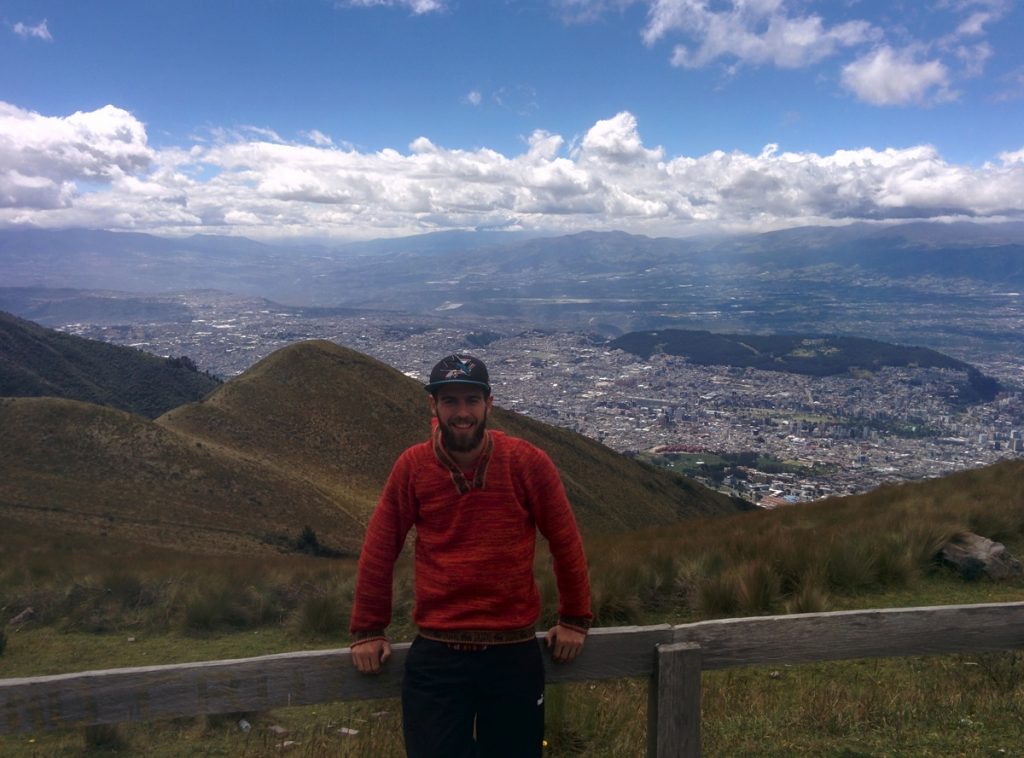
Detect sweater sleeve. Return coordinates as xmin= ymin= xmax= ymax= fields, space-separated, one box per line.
xmin=349 ymin=449 xmax=418 ymax=638
xmin=521 ymin=444 xmax=593 ymax=629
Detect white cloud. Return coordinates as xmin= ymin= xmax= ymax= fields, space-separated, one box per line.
xmin=564 ymin=0 xmax=1009 ymax=107
xmin=337 ymin=0 xmax=446 ymax=15
xmin=0 ymin=102 xmax=153 ymax=209
xmin=13 ymin=19 xmax=52 ymax=41
xmin=841 ymin=47 xmax=952 ymax=106
xmin=303 ymin=130 xmax=334 ymax=146
xmin=465 ymin=90 xmax=483 ymax=106
xmin=643 ymin=0 xmax=876 ymax=69
xmin=3 ymin=103 xmax=1024 ymax=238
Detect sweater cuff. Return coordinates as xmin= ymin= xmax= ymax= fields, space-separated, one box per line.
xmin=351 ymin=630 xmax=387 ymax=648
xmin=558 ymin=616 xmax=592 ymax=635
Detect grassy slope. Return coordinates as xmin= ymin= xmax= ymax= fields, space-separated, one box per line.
xmin=2 ymin=458 xmax=1023 ymax=755
xmin=1 ymin=340 xmax=739 ymax=559
xmin=0 ymin=396 xmax=367 ymax=556
xmin=157 ymin=340 xmax=740 ymax=534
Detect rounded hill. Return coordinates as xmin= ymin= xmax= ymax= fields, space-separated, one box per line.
xmin=161 ymin=340 xmax=741 ymax=533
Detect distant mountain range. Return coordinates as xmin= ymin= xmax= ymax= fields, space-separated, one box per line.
xmin=0 ymin=340 xmax=743 ymax=557
xmin=2 ymin=222 xmax=1022 ymax=309
xmin=611 ymin=330 xmax=1001 ymax=404
xmin=0 ymin=310 xmax=221 ymax=418
xmin=3 ymin=223 xmax=1023 ymax=371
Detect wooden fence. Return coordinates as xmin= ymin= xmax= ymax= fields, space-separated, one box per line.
xmin=3 ymin=601 xmax=1023 ymax=756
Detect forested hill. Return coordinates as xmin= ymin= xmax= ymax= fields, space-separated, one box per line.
xmin=0 ymin=310 xmax=221 ymax=418
xmin=610 ymin=330 xmax=1001 ymax=403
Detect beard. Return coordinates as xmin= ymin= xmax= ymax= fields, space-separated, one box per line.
xmin=439 ymin=414 xmax=487 ymax=454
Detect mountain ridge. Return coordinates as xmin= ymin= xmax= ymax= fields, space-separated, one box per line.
xmin=1 ymin=340 xmax=743 ymax=556
xmin=0 ymin=310 xmax=221 ymax=418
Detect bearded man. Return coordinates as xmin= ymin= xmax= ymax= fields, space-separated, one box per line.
xmin=350 ymin=353 xmax=592 ymax=758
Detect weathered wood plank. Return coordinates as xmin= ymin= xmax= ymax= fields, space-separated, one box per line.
xmin=545 ymin=624 xmax=675 ymax=683
xmin=0 ymin=625 xmax=673 ymax=733
xmin=673 ymin=602 xmax=1024 ymax=670
xmin=647 ymin=643 xmax=701 ymax=758
xmin=3 ymin=603 xmax=1023 ymax=735
xmin=2 ymin=647 xmax=401 ymax=733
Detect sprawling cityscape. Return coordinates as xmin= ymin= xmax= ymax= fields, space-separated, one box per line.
xmin=59 ymin=290 xmax=1024 ymax=508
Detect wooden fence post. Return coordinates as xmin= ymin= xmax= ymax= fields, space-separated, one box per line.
xmin=647 ymin=642 xmax=702 ymax=758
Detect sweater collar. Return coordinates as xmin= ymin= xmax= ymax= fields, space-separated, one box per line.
xmin=432 ymin=423 xmax=493 ymax=494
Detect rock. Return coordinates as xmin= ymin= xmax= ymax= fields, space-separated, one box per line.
xmin=337 ymin=727 xmax=360 ymax=736
xmin=238 ymin=719 xmax=252 ymax=733
xmin=938 ymin=532 xmax=1024 ymax=581
xmin=7 ymin=607 xmax=35 ymax=626
xmin=268 ymin=725 xmax=289 ymax=737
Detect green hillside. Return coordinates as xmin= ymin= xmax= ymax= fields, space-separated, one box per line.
xmin=0 ymin=310 xmax=220 ymax=418
xmin=0 ymin=340 xmax=741 ymax=557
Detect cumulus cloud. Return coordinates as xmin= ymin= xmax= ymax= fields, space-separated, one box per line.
xmin=0 ymin=102 xmax=153 ymax=210
xmin=3 ymin=103 xmax=1024 ymax=238
xmin=1000 ymin=148 xmax=1024 ymax=165
xmin=464 ymin=90 xmax=483 ymax=106
xmin=841 ymin=47 xmax=952 ymax=106
xmin=12 ymin=19 xmax=52 ymax=41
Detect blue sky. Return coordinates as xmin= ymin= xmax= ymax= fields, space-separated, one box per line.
xmin=2 ymin=0 xmax=1023 ymax=241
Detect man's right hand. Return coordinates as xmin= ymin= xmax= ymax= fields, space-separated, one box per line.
xmin=351 ymin=639 xmax=392 ymax=674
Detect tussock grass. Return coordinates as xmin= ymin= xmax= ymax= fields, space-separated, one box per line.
xmin=585 ymin=459 xmax=1024 ymax=621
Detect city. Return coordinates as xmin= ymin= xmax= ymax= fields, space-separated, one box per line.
xmin=61 ymin=290 xmax=1024 ymax=508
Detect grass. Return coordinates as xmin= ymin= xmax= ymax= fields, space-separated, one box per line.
xmin=2 ymin=460 xmax=1024 ymax=755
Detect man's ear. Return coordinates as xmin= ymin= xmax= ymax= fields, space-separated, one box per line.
xmin=427 ymin=394 xmax=438 ymax=417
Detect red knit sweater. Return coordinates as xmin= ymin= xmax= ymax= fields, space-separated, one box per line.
xmin=350 ymin=426 xmax=592 ymax=644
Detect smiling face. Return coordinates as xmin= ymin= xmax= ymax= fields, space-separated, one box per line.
xmin=429 ymin=384 xmax=493 ymax=456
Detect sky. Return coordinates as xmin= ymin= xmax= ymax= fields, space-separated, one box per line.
xmin=1 ymin=0 xmax=1024 ymax=242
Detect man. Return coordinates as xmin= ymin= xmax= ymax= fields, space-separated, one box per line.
xmin=350 ymin=353 xmax=592 ymax=758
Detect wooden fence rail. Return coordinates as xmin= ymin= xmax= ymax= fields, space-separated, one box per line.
xmin=3 ymin=602 xmax=1023 ymax=756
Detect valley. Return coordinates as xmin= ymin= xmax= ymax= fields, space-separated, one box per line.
xmin=15 ymin=288 xmax=1021 ymax=506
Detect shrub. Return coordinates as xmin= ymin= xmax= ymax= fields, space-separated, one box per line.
xmin=103 ymin=571 xmax=148 ymax=609
xmin=735 ymin=561 xmax=781 ymax=614
xmin=784 ymin=579 xmax=831 ymax=614
xmin=698 ymin=572 xmax=740 ymax=617
xmin=297 ymin=592 xmax=348 ymax=638
xmin=825 ymin=536 xmax=878 ymax=593
xmin=874 ymin=536 xmax=917 ymax=587
xmin=0 ymin=628 xmax=6 ymax=656
xmin=182 ymin=581 xmax=283 ymax=634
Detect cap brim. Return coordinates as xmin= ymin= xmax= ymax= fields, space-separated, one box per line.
xmin=424 ymin=379 xmax=491 ymax=392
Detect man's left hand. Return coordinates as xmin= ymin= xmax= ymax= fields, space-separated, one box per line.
xmin=545 ymin=624 xmax=585 ymax=663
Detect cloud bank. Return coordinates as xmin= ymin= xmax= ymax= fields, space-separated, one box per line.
xmin=2 ymin=102 xmax=1023 ymax=240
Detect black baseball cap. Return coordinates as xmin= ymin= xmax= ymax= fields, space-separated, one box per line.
xmin=425 ymin=354 xmax=491 ymax=394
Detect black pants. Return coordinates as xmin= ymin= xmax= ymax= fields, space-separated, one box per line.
xmin=402 ymin=636 xmax=545 ymax=758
